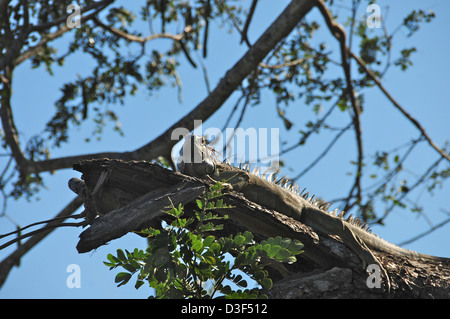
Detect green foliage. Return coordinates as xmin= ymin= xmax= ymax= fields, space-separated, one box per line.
xmin=104 ymin=183 xmax=303 ymax=299
xmin=32 ymin=0 xmax=242 ymax=149
xmin=9 ymin=173 xmax=45 ymax=201
xmin=402 ymin=9 xmax=435 ymax=37
xmin=359 ymin=36 xmax=381 ymax=65
xmin=394 ymin=48 xmax=417 ymax=71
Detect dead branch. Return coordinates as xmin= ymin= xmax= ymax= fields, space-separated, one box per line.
xmin=0 ymin=196 xmax=83 ymax=288
xmin=93 ymin=17 xmax=188 ymax=43
xmin=314 ymin=0 xmax=364 ymax=212
xmin=349 ymin=51 xmax=450 ymax=162
xmin=72 ymin=159 xmax=449 ymax=298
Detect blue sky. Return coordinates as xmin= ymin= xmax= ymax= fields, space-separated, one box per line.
xmin=0 ymin=0 xmax=449 ymax=298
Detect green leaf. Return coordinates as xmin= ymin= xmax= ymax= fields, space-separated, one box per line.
xmin=103 ymin=261 xmax=116 ymax=268
xmin=266 ymin=245 xmax=282 ymax=258
xmin=106 ymin=253 xmax=119 ymax=264
xmin=115 ymin=272 xmax=132 ymax=286
xmin=287 ymin=239 xmax=304 ymax=254
xmin=117 ymin=249 xmax=127 ymax=262
xmin=122 ymin=263 xmax=137 ymax=273
xmin=275 ymin=248 xmax=295 ymax=261
xmin=242 ymin=231 xmax=254 ymax=242
xmin=260 ymin=278 xmax=273 ymax=290
xmin=135 ymin=280 xmax=145 ymax=289
xmin=221 ymin=285 xmax=232 ymax=295
xmin=202 ymin=235 xmax=215 ymax=248
xmin=210 ymin=242 xmax=221 ymax=253
xmin=192 ymin=239 xmax=203 ymax=252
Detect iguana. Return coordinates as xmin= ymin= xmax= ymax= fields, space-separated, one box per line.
xmin=177 ymin=134 xmax=449 ymax=290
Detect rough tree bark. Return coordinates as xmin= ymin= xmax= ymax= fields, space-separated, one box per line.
xmin=73 ymin=159 xmax=449 ymax=299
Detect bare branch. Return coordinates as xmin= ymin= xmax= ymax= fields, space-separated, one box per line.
xmin=14 ymin=4 xmax=113 ymax=67
xmin=0 ymin=71 xmax=29 ymax=174
xmin=93 ymin=17 xmax=189 ymax=43
xmin=0 ymin=221 xmax=84 ymax=251
xmin=0 ymin=0 xmax=114 ymax=70
xmin=376 ymin=155 xmax=446 ymax=224
xmin=0 ymin=196 xmax=83 ymax=288
xmin=14 ymin=25 xmax=71 ymax=67
xmin=259 ymin=56 xmax=312 ymax=69
xmin=398 ymin=216 xmax=450 ymax=247
xmin=292 ymin=121 xmax=352 ymax=181
xmin=0 ymin=212 xmax=84 ymax=241
xmin=240 ymin=0 xmax=258 ymax=44
xmin=314 ymin=0 xmax=363 ymax=211
xmin=30 ymin=0 xmax=114 ymax=32
xmin=349 ymin=51 xmax=450 ymax=162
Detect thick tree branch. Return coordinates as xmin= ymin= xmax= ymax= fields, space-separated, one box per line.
xmin=77 ymin=182 xmax=206 ymax=253
xmin=0 ymin=68 xmax=29 ymax=174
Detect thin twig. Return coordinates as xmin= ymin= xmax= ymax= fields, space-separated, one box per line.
xmin=259 ymin=56 xmax=312 ymax=69
xmin=93 ymin=17 xmax=188 ymax=43
xmin=214 ymin=0 xmax=251 ymax=46
xmin=398 ymin=216 xmax=450 ymax=247
xmin=315 ymin=0 xmax=364 ymax=212
xmin=240 ymin=0 xmax=258 ymax=44
xmin=0 ymin=212 xmax=85 ymax=240
xmin=376 ymin=155 xmax=446 ymax=224
xmin=0 ymin=222 xmax=85 ymax=250
xmin=350 ymin=51 xmax=450 ymax=162
xmin=0 ymin=196 xmax=83 ymax=288
xmin=292 ymin=121 xmax=352 ymax=181
xmin=278 ymin=99 xmax=339 ymax=158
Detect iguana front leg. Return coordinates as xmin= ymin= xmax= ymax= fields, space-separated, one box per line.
xmin=210 ymin=170 xmax=250 ymax=191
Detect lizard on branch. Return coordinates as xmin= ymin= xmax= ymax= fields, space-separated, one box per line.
xmin=177 ymin=135 xmax=450 ymax=292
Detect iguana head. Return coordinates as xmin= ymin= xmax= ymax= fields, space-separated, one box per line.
xmin=177 ymin=134 xmax=217 ymax=178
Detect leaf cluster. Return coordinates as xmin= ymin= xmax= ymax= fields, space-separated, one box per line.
xmin=104 ymin=182 xmax=303 ymax=299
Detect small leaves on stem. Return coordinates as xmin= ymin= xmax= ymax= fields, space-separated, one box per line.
xmin=104 ymin=182 xmax=303 ymax=299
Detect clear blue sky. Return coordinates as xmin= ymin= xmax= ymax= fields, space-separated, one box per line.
xmin=0 ymin=0 xmax=449 ymax=298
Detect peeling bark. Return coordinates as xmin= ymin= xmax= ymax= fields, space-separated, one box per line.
xmin=73 ymin=159 xmax=450 ymax=298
